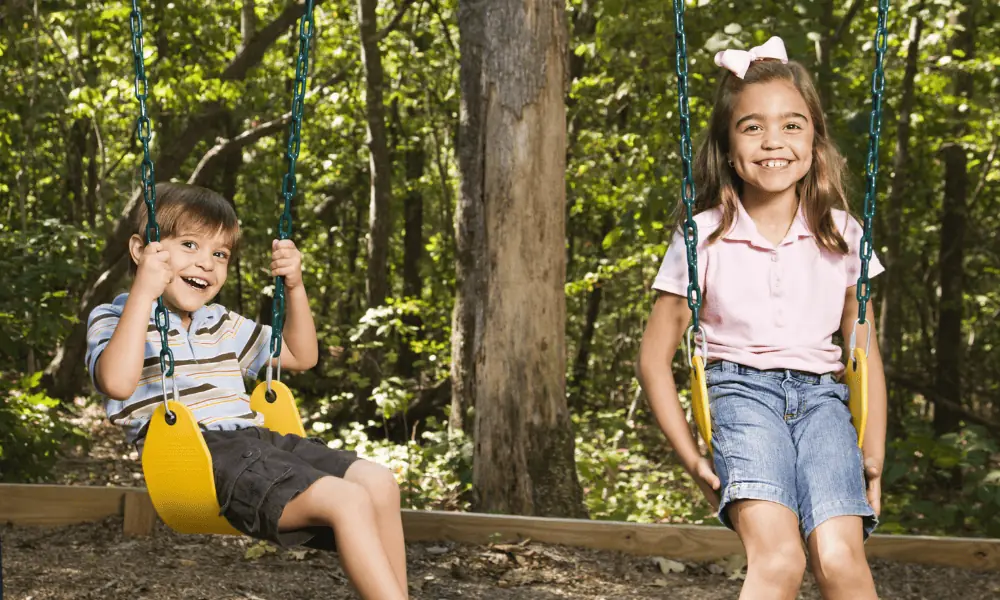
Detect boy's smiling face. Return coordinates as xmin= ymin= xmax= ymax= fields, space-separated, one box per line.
xmin=131 ymin=228 xmax=232 ymax=319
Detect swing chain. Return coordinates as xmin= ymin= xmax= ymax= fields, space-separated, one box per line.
xmin=269 ymin=0 xmax=316 ymax=361
xmin=856 ymin=0 xmax=890 ymax=326
xmin=129 ymin=0 xmax=174 ymax=381
xmin=672 ymin=0 xmax=702 ymax=333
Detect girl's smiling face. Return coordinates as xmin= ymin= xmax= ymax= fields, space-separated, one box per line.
xmin=727 ymin=79 xmax=815 ymax=196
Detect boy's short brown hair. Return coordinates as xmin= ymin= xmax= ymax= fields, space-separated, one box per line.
xmin=129 ymin=182 xmax=241 ymax=274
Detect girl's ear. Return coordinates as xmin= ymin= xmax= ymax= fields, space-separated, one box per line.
xmin=128 ymin=234 xmax=145 ymax=266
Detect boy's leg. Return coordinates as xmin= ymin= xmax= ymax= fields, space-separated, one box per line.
xmin=343 ymin=460 xmax=408 ymax=593
xmin=278 ymin=476 xmax=407 ymax=600
xmin=204 ymin=429 xmax=406 ymax=600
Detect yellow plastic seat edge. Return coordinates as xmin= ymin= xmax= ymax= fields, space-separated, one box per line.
xmin=141 ymin=402 xmax=241 ymax=535
xmin=690 ymin=355 xmax=712 ymax=454
xmin=250 ymin=380 xmax=306 ymax=438
xmin=844 ymin=347 xmax=868 ymax=448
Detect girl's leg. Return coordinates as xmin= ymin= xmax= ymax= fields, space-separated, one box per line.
xmin=279 ymin=475 xmax=406 ymax=600
xmin=807 ymin=515 xmax=877 ymax=600
xmin=344 ymin=460 xmax=409 ymax=595
xmin=729 ymin=499 xmax=806 ymax=600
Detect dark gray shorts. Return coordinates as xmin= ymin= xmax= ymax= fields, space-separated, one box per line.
xmin=203 ymin=427 xmax=361 ymax=549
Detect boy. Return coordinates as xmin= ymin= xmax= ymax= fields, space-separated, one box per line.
xmin=86 ymin=182 xmax=408 ymax=599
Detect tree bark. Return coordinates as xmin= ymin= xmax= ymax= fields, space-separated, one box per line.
xmin=459 ymin=0 xmax=585 ymax=518
xmin=450 ymin=0 xmax=488 ymax=435
xmin=358 ymin=0 xmax=392 ymax=310
xmin=241 ymin=0 xmax=257 ymax=53
xmin=933 ymin=2 xmax=975 ymax=435
xmin=399 ymin=110 xmax=426 ymax=379
xmin=65 ymin=118 xmax=88 ymax=225
xmin=879 ymin=9 xmax=923 ymax=435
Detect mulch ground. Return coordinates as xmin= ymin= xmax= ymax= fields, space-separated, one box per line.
xmin=3 ymin=404 xmax=999 ymax=599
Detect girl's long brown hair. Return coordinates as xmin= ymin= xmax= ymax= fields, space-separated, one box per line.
xmin=682 ymin=59 xmax=850 ymax=254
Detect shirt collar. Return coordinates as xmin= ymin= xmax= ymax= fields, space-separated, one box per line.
xmin=721 ymin=200 xmax=813 ymax=249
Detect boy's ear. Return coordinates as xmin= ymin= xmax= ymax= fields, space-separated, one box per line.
xmin=128 ymin=234 xmax=145 ymax=266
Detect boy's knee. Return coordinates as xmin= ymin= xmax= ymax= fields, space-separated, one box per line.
xmin=350 ymin=462 xmax=401 ymax=509
xmin=307 ymin=476 xmax=374 ymax=525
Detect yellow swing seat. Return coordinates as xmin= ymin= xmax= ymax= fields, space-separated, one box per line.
xmin=141 ymin=381 xmax=305 ymax=535
xmin=689 ymin=350 xmax=868 ymax=454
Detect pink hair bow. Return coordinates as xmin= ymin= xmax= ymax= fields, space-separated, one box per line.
xmin=714 ymin=36 xmax=789 ymax=79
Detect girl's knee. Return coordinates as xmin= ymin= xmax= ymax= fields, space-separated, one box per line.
xmin=754 ymin=543 xmax=807 ymax=578
xmin=811 ymin=537 xmax=867 ymax=580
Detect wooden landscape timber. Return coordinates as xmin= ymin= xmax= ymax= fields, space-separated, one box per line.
xmin=1 ymin=483 xmax=998 ymax=571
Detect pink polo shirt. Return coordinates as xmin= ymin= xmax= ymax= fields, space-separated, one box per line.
xmin=653 ymin=202 xmax=884 ymax=375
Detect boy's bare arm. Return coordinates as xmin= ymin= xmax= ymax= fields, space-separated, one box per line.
xmin=95 ymin=291 xmax=159 ymax=399
xmin=280 ymin=284 xmax=319 ymax=371
xmin=269 ymin=239 xmax=318 ymax=371
xmin=97 ymin=241 xmax=174 ymax=399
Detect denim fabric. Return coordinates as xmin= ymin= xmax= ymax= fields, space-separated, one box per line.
xmin=706 ymin=360 xmax=878 ymax=541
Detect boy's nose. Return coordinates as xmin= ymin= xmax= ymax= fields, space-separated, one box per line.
xmin=195 ymin=252 xmax=214 ymax=269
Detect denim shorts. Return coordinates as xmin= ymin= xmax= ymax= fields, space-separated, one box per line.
xmin=203 ymin=427 xmax=361 ymax=549
xmin=706 ymin=360 xmax=877 ymax=541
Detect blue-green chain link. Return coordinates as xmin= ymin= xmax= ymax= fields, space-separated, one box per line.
xmin=672 ymin=0 xmax=702 ymax=333
xmin=270 ymin=0 xmax=317 ymax=359
xmin=856 ymin=0 xmax=890 ymax=324
xmin=129 ymin=0 xmax=173 ymax=378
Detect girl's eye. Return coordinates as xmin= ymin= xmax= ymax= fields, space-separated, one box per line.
xmin=743 ymin=124 xmax=761 ymax=132
xmin=785 ymin=123 xmax=802 ymax=130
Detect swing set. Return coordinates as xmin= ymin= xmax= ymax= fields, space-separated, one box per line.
xmin=124 ymin=0 xmax=890 ymax=538
xmin=671 ymin=0 xmax=890 ymax=452
xmin=126 ymin=0 xmax=317 ymax=535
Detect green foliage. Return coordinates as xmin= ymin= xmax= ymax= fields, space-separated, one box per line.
xmin=574 ymin=408 xmax=716 ymax=525
xmin=0 ymin=373 xmax=82 ymax=482
xmin=881 ymin=423 xmax=1000 ymax=537
xmin=313 ymin=418 xmax=473 ymax=512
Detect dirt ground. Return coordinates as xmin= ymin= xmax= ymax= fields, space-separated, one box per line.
xmin=4 ymin=405 xmax=1000 ymax=599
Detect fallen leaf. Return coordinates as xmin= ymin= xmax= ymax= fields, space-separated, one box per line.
xmin=653 ymin=556 xmax=686 ymax=574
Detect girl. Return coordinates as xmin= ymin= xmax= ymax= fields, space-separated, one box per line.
xmin=637 ymin=37 xmax=886 ymax=600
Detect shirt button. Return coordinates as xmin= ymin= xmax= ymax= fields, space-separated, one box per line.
xmin=771 ymin=253 xmax=778 ymax=262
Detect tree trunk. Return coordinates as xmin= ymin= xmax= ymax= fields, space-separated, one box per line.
xmin=358 ymin=0 xmax=392 ymax=310
xmin=450 ymin=0 xmax=489 ymax=435
xmin=459 ymin=0 xmax=585 ymax=518
xmin=399 ymin=119 xmax=426 ymax=378
xmin=933 ymin=3 xmax=975 ymax=436
xmin=65 ymin=118 xmax=87 ymax=225
xmin=84 ymin=118 xmax=99 ymax=228
xmin=879 ymin=9 xmax=923 ymax=436
xmin=356 ymin=0 xmax=392 ymax=421
xmin=241 ymin=0 xmax=257 ymax=53
xmin=570 ymin=216 xmax=612 ymax=406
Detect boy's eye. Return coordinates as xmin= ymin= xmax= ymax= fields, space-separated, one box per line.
xmin=181 ymin=241 xmax=197 ymax=249
xmin=214 ymin=251 xmax=230 ymax=260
